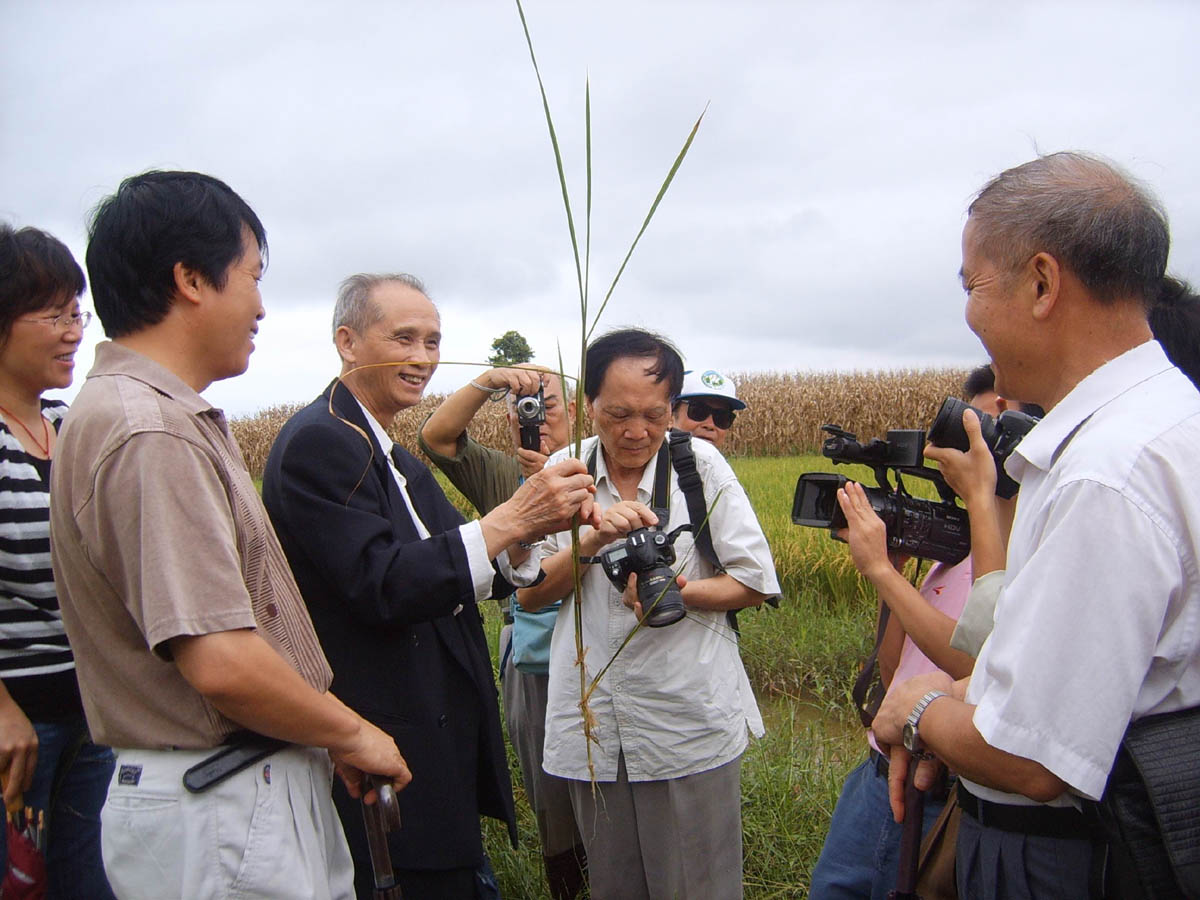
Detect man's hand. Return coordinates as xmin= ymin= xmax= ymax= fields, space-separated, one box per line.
xmin=482 ymin=459 xmax=597 ymax=557
xmin=328 ymin=713 xmax=412 ymax=804
xmin=516 ymin=446 xmax=552 ymax=480
xmin=477 ymin=363 xmax=550 ymax=399
xmin=621 ymin=571 xmax=688 ymax=621
xmin=871 ymin=669 xmax=955 ymax=748
xmin=835 ymin=481 xmax=895 ymax=581
xmin=0 ymin=694 xmax=37 ymax=808
xmin=885 ymin=744 xmax=946 ymax=823
xmin=924 ymin=409 xmax=997 ymax=506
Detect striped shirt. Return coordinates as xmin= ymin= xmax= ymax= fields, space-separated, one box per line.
xmin=0 ymin=401 xmax=74 ymax=683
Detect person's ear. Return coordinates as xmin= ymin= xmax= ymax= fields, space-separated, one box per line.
xmin=1028 ymin=252 xmax=1062 ymax=321
xmin=334 ymin=325 xmax=357 ymax=365
xmin=172 ymin=262 xmax=205 ymax=306
xmin=995 ymin=395 xmax=1011 ymax=413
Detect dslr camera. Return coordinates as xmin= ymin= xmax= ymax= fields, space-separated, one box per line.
xmin=514 ymin=384 xmax=546 ymax=452
xmin=927 ymin=397 xmax=1040 ymax=499
xmin=585 ymin=513 xmax=688 ymax=627
xmin=792 ymin=425 xmax=971 ymax=564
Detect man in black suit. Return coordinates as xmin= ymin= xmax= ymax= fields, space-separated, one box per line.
xmin=262 ymin=273 xmax=596 ymax=899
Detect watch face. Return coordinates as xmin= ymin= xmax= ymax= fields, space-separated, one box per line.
xmin=902 ymin=722 xmax=917 ymax=753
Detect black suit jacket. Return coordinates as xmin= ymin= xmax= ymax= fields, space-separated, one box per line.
xmin=262 ymin=381 xmax=516 ymax=875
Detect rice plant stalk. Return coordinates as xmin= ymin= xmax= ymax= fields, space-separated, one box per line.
xmin=514 ymin=0 xmax=704 ymax=783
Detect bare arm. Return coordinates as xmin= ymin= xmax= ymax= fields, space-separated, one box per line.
xmin=419 ymin=366 xmax=547 ymax=458
xmin=873 ymin=670 xmax=1067 ymax=819
xmin=924 ymin=409 xmax=1007 ymax=577
xmin=837 ymin=483 xmax=975 ymax=679
xmin=171 ymin=629 xmax=411 ymax=797
xmin=679 ymin=573 xmax=766 ymax=612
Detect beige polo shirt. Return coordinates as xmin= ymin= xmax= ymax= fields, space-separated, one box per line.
xmin=50 ymin=342 xmax=332 ymax=749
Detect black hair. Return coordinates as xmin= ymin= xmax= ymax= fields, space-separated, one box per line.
xmin=85 ymin=171 xmax=267 ymax=338
xmin=963 ymin=364 xmax=996 ymax=401
xmin=584 ymin=328 xmax=684 ymax=401
xmin=0 ymin=224 xmax=86 ymax=344
xmin=1150 ymin=275 xmax=1200 ymax=390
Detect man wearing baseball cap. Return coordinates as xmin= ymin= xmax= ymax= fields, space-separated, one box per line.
xmin=671 ymin=368 xmax=745 ymax=449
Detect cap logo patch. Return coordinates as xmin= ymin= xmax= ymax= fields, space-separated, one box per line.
xmin=700 ymin=370 xmax=725 ymax=389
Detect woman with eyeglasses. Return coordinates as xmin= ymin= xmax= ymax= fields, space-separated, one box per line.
xmin=671 ymin=368 xmax=745 ymax=450
xmin=0 ymin=224 xmax=114 ymax=897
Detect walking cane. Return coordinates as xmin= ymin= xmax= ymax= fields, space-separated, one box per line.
xmin=361 ymin=774 xmax=404 ymax=899
xmin=888 ymin=749 xmax=926 ymax=900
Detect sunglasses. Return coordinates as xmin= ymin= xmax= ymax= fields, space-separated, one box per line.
xmin=684 ymin=400 xmax=736 ymax=430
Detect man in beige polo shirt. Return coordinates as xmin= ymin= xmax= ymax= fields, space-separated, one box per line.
xmin=49 ymin=171 xmax=410 ymax=899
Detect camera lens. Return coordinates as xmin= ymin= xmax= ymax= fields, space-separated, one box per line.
xmin=928 ymin=396 xmax=997 ymax=451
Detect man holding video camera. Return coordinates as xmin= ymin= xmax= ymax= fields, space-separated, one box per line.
xmin=418 ymin=365 xmax=587 ymax=899
xmin=518 ymin=328 xmax=780 ymax=900
xmin=807 ymin=368 xmax=1001 ymax=900
xmin=873 ymin=153 xmax=1200 ymax=899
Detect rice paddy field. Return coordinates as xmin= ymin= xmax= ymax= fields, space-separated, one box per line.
xmin=232 ymin=369 xmax=970 ymax=898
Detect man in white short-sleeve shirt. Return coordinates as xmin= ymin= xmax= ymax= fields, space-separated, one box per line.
xmin=873 ymin=152 xmax=1200 ymax=899
xmin=519 ymin=328 xmax=780 ymax=900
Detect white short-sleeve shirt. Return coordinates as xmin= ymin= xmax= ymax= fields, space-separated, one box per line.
xmin=536 ymin=435 xmax=781 ymax=783
xmin=964 ymin=340 xmax=1200 ymax=805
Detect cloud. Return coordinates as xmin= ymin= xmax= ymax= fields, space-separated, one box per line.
xmin=4 ymin=0 xmax=1198 ymax=415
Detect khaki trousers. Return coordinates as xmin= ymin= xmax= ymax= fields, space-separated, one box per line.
xmin=102 ymin=744 xmax=354 ymax=899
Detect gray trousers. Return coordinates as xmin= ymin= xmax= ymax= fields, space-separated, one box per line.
xmin=956 ymin=805 xmax=1092 ymax=900
xmin=102 ymin=744 xmax=354 ymax=900
xmin=499 ymin=623 xmax=583 ymax=857
xmin=568 ymin=751 xmax=744 ymax=900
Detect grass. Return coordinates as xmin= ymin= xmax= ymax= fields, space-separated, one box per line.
xmin=433 ymin=454 xmax=903 ymax=898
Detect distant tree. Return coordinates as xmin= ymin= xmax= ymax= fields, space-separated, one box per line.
xmin=487 ymin=330 xmax=534 ymax=367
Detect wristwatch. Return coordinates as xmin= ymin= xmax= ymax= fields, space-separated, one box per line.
xmin=902 ymin=689 xmax=949 ymax=757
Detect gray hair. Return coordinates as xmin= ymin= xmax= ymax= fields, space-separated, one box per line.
xmin=331 ymin=272 xmax=428 ymax=339
xmin=968 ymin=152 xmax=1169 ymax=306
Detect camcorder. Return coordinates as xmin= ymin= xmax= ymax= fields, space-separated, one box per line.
xmin=584 ymin=515 xmax=689 ymax=627
xmin=927 ymin=397 xmax=1039 ymax=499
xmin=792 ymin=425 xmax=971 ymax=564
xmin=514 ymin=384 xmax=546 ymax=452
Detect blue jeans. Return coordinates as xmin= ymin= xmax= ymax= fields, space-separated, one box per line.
xmin=809 ymin=755 xmax=947 ymax=900
xmin=1 ymin=717 xmax=115 ymax=899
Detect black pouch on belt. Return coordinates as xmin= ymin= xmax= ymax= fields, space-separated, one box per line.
xmin=1092 ymin=705 xmax=1200 ymax=899
xmin=182 ymin=730 xmax=290 ymax=793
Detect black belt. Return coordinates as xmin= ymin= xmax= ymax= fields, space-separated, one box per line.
xmin=957 ymin=781 xmax=1091 ymax=840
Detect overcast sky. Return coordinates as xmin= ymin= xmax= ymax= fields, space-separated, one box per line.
xmin=4 ymin=1 xmax=1198 ymax=416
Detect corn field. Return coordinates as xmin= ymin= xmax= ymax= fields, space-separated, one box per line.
xmin=230 ymin=367 xmax=969 ymax=481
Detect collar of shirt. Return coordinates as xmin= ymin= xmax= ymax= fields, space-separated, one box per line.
xmin=1008 ymin=339 xmax=1171 ymax=481
xmin=352 ymin=396 xmax=433 ymax=541
xmin=591 ymin=437 xmax=661 ymax=505
xmin=89 ymin=341 xmax=215 ymax=418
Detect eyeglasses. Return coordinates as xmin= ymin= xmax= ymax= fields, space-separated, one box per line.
xmin=20 ymin=310 xmax=93 ymax=332
xmin=683 ymin=399 xmax=736 ymax=429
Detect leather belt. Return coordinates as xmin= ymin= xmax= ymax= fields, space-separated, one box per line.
xmin=957 ymin=781 xmax=1091 ymax=840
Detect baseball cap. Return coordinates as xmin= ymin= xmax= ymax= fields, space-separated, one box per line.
xmin=676 ymin=369 xmax=746 ymax=410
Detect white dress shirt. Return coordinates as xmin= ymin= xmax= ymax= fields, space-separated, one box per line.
xmin=963 ymin=340 xmax=1200 ymax=804
xmin=356 ymin=400 xmax=538 ymax=601
xmin=536 ymin=435 xmax=781 ymax=783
